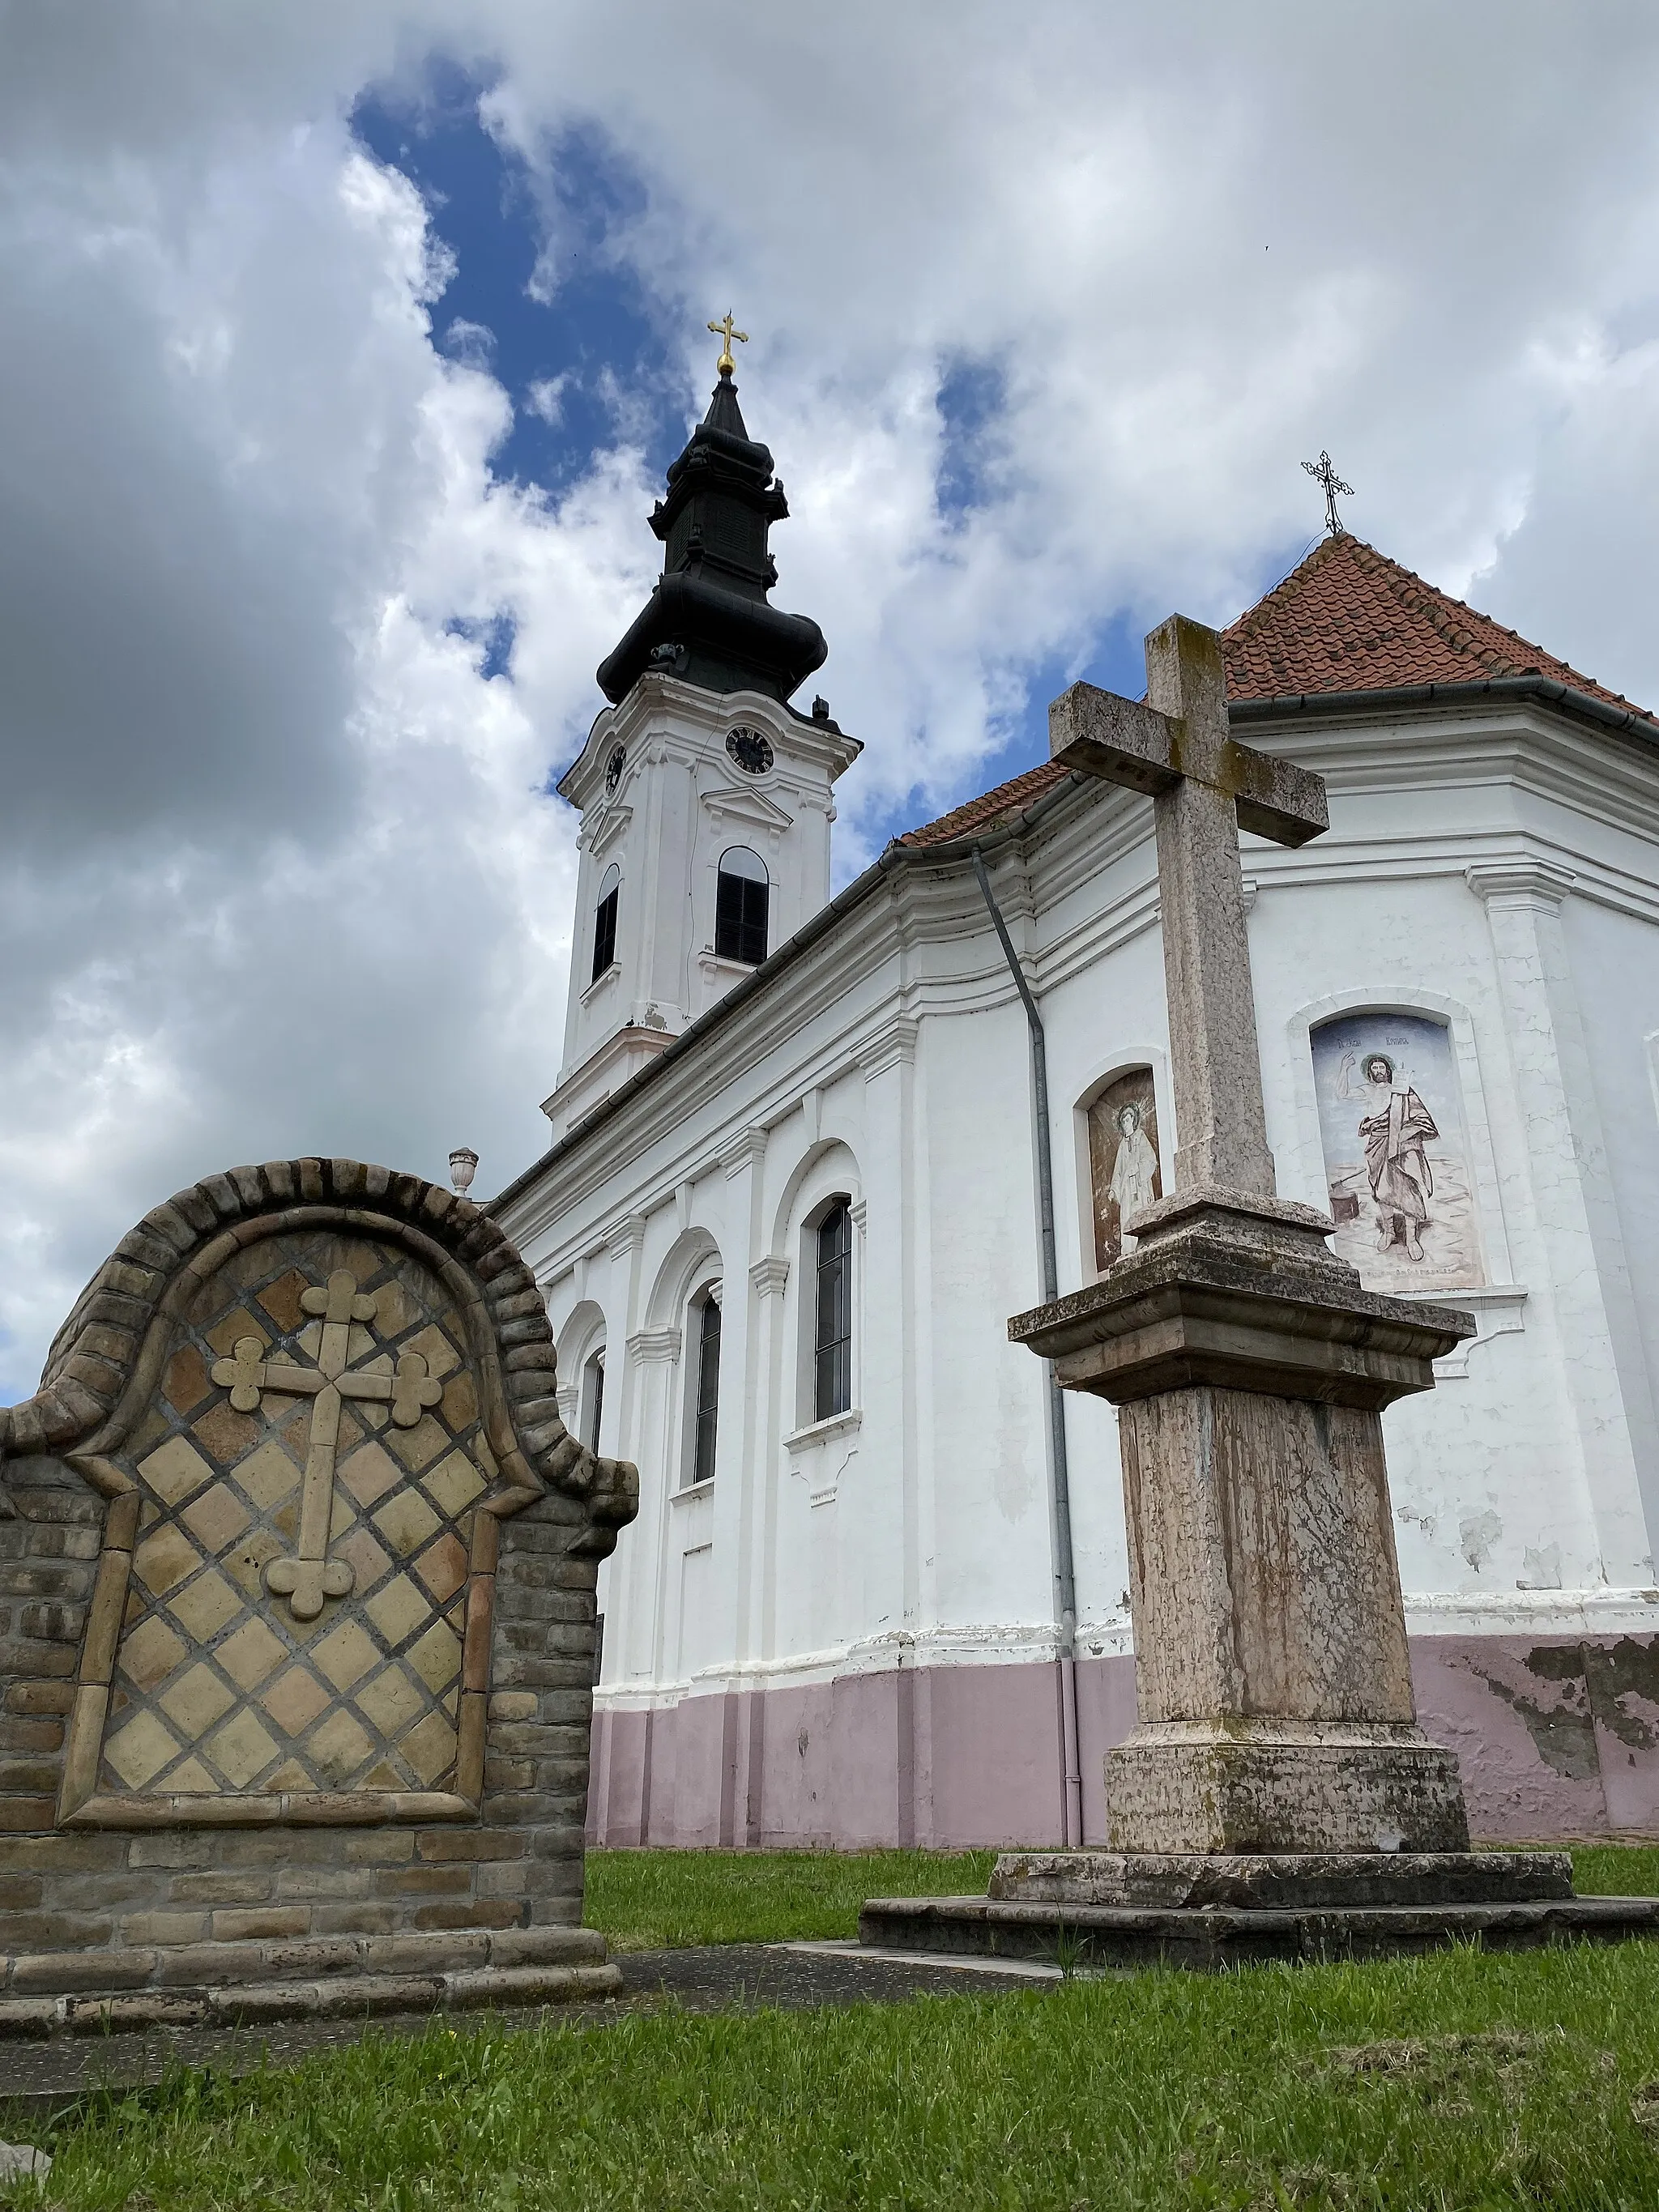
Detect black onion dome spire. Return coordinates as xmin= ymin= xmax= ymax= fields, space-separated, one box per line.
xmin=595 ymin=368 xmax=827 ymax=706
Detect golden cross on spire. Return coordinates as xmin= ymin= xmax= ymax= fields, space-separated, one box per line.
xmin=707 ymin=309 xmax=748 ymax=377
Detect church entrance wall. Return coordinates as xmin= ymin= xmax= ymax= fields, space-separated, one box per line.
xmin=583 ymin=1636 xmax=1659 ymax=1848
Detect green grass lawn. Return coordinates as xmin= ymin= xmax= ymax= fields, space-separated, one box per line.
xmin=578 ymin=1843 xmax=1659 ymax=1950
xmin=8 ymin=1847 xmax=1659 ymax=2210
xmin=582 ymin=1845 xmax=998 ymax=1949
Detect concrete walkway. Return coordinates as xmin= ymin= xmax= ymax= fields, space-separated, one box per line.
xmin=0 ymin=1942 xmax=1058 ymax=2120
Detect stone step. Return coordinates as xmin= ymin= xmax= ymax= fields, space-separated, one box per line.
xmin=987 ymin=1849 xmax=1576 ymax=1910
xmin=858 ymin=1890 xmax=1659 ymax=1971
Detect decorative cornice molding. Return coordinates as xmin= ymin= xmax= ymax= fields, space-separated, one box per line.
xmin=587 ymin=802 xmax=633 ymax=860
xmin=720 ymin=1127 xmax=768 ymax=1181
xmin=1465 ymin=859 xmax=1577 ymax=912
xmin=627 ymin=1325 xmax=682 ymax=1364
xmin=857 ymin=1015 xmax=919 ymax=1079
xmin=605 ymin=1213 xmax=648 ymax=1261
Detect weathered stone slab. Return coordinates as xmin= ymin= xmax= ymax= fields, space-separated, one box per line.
xmin=987 ymin=1848 xmax=1574 ymax=1909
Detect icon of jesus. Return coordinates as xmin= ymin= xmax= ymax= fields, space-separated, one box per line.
xmin=1335 ymin=1050 xmax=1439 ymax=1262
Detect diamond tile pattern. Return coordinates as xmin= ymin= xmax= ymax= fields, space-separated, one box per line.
xmin=100 ymin=1231 xmax=492 ymax=1800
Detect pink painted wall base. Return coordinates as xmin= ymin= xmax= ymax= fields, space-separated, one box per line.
xmin=586 ymin=1634 xmax=1659 ymax=1848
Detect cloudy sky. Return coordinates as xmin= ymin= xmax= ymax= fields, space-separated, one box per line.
xmin=2 ymin=1 xmax=1658 ymax=1398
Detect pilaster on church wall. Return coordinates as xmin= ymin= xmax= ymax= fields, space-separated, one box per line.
xmin=1466 ymin=858 xmax=1658 ymax=1588
xmin=851 ymin=1018 xmax=924 ymax=1645
xmin=1563 ymin=888 xmax=1659 ymax=1548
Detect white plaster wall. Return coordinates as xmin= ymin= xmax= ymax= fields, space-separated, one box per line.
xmin=503 ymin=692 xmax=1659 ymax=1742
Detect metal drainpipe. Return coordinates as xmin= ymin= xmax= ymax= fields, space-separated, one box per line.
xmin=971 ymin=847 xmax=1083 ymax=1849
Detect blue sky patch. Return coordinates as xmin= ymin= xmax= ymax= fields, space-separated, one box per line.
xmin=349 ymin=61 xmax=1225 ymax=849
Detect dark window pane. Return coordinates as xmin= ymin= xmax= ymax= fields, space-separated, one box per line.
xmin=586 ymin=1352 xmax=605 ymax=1454
xmin=693 ymin=1295 xmax=721 ymax=1485
xmin=715 ymin=869 xmax=769 ymax=965
xmin=814 ymin=1202 xmax=852 ymax=1421
xmin=592 ymin=887 xmax=618 ymax=979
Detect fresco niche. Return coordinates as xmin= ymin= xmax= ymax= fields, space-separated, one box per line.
xmin=1311 ymin=1010 xmax=1484 ymax=1296
xmin=1085 ymin=1067 xmax=1162 ymax=1272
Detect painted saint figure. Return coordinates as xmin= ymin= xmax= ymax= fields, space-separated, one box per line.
xmin=1336 ymin=1050 xmax=1438 ymax=1261
xmin=1108 ymin=1101 xmax=1160 ymax=1249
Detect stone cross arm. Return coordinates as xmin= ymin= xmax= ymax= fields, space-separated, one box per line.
xmin=1048 ymin=667 xmax=1327 ymax=850
xmin=1048 ymin=614 xmax=1328 ymax=1199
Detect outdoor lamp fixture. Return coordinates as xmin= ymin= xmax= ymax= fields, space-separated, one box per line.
xmin=449 ymin=1147 xmax=480 ymax=1197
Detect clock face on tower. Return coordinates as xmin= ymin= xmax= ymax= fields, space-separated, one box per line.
xmin=604 ymin=745 xmax=626 ymax=794
xmin=725 ymin=726 xmax=774 ymax=776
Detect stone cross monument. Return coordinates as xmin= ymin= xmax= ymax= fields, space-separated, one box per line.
xmin=861 ymin=617 xmax=1659 ymax=1963
xmin=0 ymin=1158 xmax=638 ymax=2032
xmin=1022 ymin=614 xmax=1473 ymax=1858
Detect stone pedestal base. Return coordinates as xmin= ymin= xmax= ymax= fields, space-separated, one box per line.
xmin=986 ymin=1848 xmax=1568 ymax=1908
xmin=859 ymin=1849 xmax=1659 ymax=1971
xmin=1009 ymin=1190 xmax=1479 ymax=1860
xmin=1107 ymin=1720 xmax=1469 ymax=1855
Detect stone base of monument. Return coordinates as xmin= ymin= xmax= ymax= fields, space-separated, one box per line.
xmin=859 ymin=1852 xmax=1659 ymax=1971
xmin=0 ymin=1927 xmax=620 ymax=2037
xmin=1102 ymin=1718 xmax=1470 ymax=1856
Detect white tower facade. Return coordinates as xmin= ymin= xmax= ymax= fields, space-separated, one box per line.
xmin=546 ymin=679 xmax=860 ymax=1138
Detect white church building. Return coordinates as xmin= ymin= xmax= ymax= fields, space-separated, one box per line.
xmin=496 ymin=365 xmax=1659 ymax=1849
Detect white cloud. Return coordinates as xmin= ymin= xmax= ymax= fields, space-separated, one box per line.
xmin=4 ymin=0 xmax=1659 ymax=1392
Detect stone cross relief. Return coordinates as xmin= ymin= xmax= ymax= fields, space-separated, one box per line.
xmin=1049 ymin=616 xmax=1328 ymax=1201
xmin=210 ymin=1268 xmax=443 ymax=1620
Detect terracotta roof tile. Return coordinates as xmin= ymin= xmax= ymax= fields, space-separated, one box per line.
xmin=896 ymin=757 xmax=1073 ymax=847
xmin=1220 ymin=532 xmax=1656 ymax=727
xmin=899 ymin=534 xmax=1655 ymax=847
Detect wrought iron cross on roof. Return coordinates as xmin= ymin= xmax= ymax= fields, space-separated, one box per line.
xmin=1050 ymin=617 xmax=1328 ymax=1201
xmin=210 ymin=1268 xmax=442 ymax=1620
xmin=1302 ymin=449 xmax=1354 ymax=536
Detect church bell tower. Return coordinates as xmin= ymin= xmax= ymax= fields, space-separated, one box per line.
xmin=546 ymin=332 xmax=861 ymax=1139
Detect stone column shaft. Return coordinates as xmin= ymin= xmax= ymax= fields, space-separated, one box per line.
xmin=1150 ymin=773 xmax=1276 ymax=1196
xmin=1122 ymin=1387 xmax=1414 ymax=1728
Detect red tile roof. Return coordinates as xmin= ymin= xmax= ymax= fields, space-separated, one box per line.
xmin=1221 ymin=531 xmax=1655 ymax=725
xmin=898 ymin=532 xmax=1655 ymax=846
xmin=896 ymin=757 xmax=1073 ymax=847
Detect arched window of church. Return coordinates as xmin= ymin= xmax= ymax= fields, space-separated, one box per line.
xmin=1086 ymin=1069 xmax=1162 ymax=1270
xmin=582 ymin=1348 xmax=606 ymax=1454
xmin=813 ymin=1200 xmax=853 ymax=1420
xmin=689 ymin=1289 xmax=722 ymax=1487
xmin=1311 ymin=1012 xmax=1482 ymax=1294
xmin=714 ymin=846 xmax=769 ymax=965
xmin=592 ymin=865 xmax=620 ymax=982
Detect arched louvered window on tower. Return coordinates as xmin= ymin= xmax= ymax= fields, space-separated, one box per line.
xmin=591 ymin=864 xmax=620 ymax=981
xmin=715 ymin=846 xmax=769 ymax=966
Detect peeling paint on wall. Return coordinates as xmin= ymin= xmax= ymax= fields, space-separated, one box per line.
xmin=1460 ymin=1511 xmax=1503 ymax=1571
